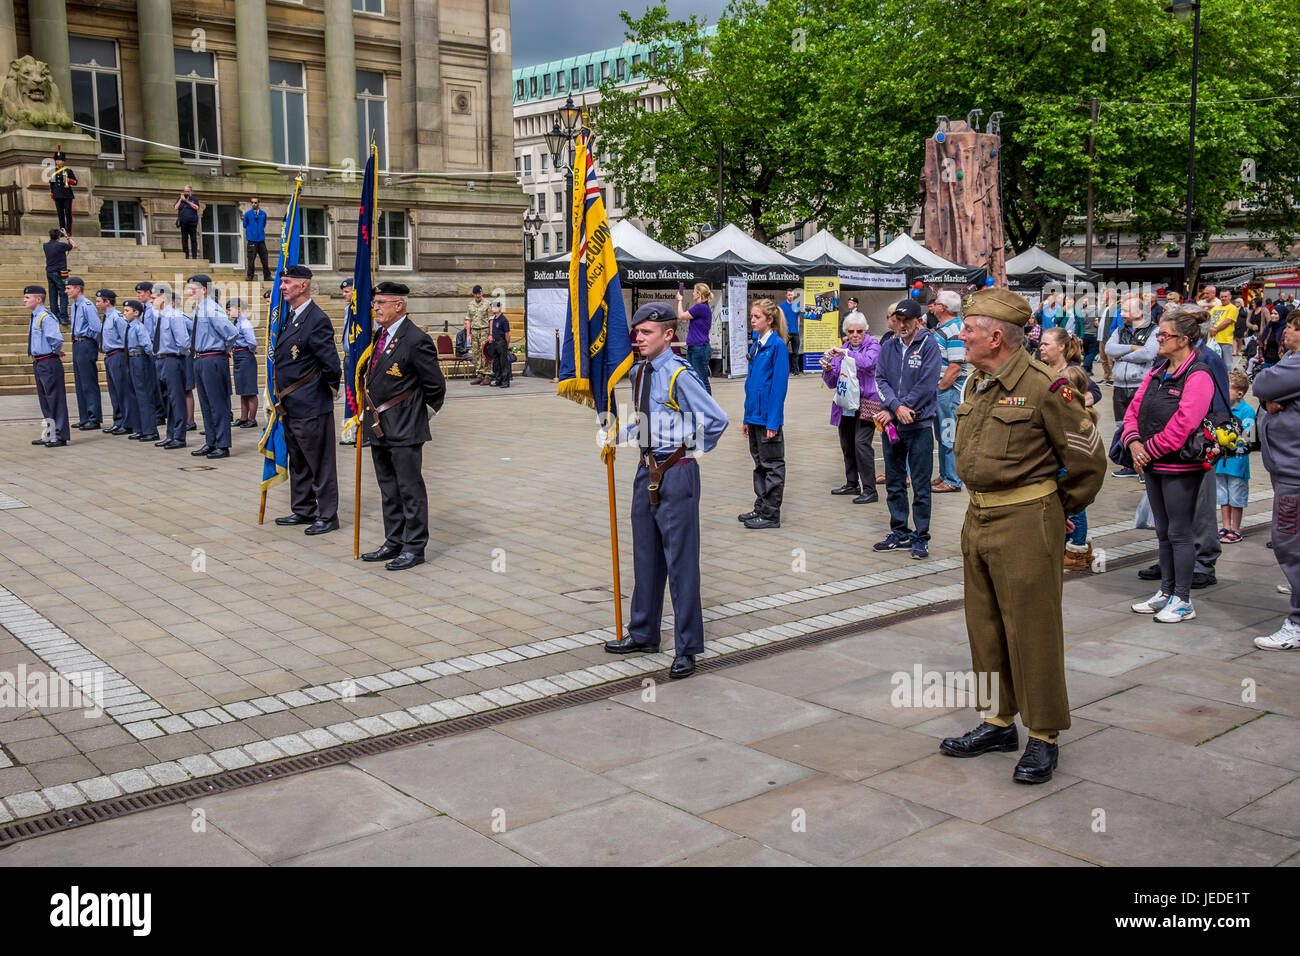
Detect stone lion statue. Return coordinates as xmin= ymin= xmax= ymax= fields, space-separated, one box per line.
xmin=0 ymin=56 xmax=75 ymax=132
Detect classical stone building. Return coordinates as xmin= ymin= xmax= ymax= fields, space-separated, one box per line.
xmin=0 ymin=0 xmax=524 ymax=328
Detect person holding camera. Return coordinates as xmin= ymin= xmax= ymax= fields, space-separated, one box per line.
xmin=174 ymin=185 xmax=201 ymax=259
xmin=820 ymin=312 xmax=881 ymax=503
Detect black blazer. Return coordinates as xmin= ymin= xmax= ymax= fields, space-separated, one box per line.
xmin=273 ymin=300 xmax=342 ymax=418
xmin=363 ymin=318 xmax=446 ymax=446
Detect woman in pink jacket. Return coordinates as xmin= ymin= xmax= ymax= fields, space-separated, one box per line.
xmin=1123 ymin=307 xmax=1216 ymax=623
xmin=821 ymin=312 xmax=881 ymax=504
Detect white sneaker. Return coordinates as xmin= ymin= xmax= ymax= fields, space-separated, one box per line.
xmin=1254 ymin=620 xmax=1300 ymax=650
xmin=1155 ymin=596 xmax=1197 ymax=623
xmin=1278 ymin=583 xmax=1292 ymax=595
xmin=1132 ymin=590 xmax=1171 ymax=614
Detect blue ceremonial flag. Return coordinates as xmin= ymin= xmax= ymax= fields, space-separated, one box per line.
xmin=342 ymin=144 xmax=378 ymax=433
xmin=556 ymin=128 xmax=633 ymax=451
xmin=257 ymin=177 xmax=303 ymax=491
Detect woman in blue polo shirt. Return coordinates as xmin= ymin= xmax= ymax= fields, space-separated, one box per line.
xmin=739 ymin=298 xmax=790 ymax=530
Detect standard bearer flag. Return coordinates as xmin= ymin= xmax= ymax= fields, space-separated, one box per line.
xmin=257 ymin=177 xmax=304 ymax=490
xmin=342 ymin=144 xmax=378 ymax=435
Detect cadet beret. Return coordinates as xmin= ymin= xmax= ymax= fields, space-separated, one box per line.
xmin=96 ymin=289 xmax=115 ymax=302
xmin=123 ymin=299 xmax=145 ymax=314
xmin=962 ymin=287 xmax=1032 ymax=326
xmin=151 ymin=282 xmax=170 ymax=295
xmin=631 ymin=301 xmax=677 ymax=328
xmin=24 ymin=284 xmax=45 ymax=297
xmin=889 ymin=298 xmax=923 ymax=321
xmin=340 ymin=277 xmax=354 ymax=290
xmin=282 ymin=264 xmax=312 ymax=279
xmin=135 ymin=281 xmax=154 ymax=293
xmin=187 ymin=273 xmax=211 ymax=287
xmin=374 ymin=280 xmax=409 ymax=296
xmin=226 ymin=297 xmax=243 ymax=310
xmin=65 ymin=276 xmax=84 ymax=288
xmin=472 ymin=284 xmax=483 ymax=294
xmin=263 ymin=289 xmax=272 ymax=299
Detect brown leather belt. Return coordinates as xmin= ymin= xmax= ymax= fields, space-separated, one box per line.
xmin=642 ymin=445 xmax=689 ymax=505
xmin=74 ymin=335 xmax=95 ymax=342
xmin=104 ymin=348 xmax=124 ymax=357
xmin=197 ymin=351 xmax=228 ymax=358
xmin=273 ymin=367 xmax=319 ymax=410
xmin=365 ymin=386 xmax=417 ymax=439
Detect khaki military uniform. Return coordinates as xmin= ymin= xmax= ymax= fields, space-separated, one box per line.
xmin=467 ymin=298 xmax=492 ymax=378
xmin=955 ymin=346 xmax=1107 ymax=732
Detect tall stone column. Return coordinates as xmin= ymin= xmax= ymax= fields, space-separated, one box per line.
xmin=27 ymin=0 xmax=72 ymax=112
xmin=136 ymin=0 xmax=184 ymax=170
xmin=399 ymin=0 xmax=442 ymax=172
xmin=324 ymin=0 xmax=358 ymax=174
xmin=0 ymin=0 xmax=17 ymax=75
xmin=234 ymin=0 xmax=272 ymax=174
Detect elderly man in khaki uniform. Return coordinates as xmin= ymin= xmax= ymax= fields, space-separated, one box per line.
xmin=466 ymin=284 xmax=492 ymax=385
xmin=940 ymin=288 xmax=1107 ymax=783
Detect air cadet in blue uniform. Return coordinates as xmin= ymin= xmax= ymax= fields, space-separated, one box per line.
xmin=137 ymin=280 xmax=166 ymax=424
xmin=604 ymin=302 xmax=729 ymax=679
xmin=151 ymin=284 xmax=190 ymax=449
xmin=120 ymin=299 xmax=159 ymax=443
xmin=97 ymin=289 xmax=129 ymax=434
xmin=66 ymin=276 xmax=102 ymax=430
xmin=186 ymin=274 xmax=236 ymax=459
xmin=228 ymin=298 xmax=260 ymax=428
xmin=25 ymin=284 xmax=70 ymax=446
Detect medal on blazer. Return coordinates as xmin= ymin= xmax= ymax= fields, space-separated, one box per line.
xmin=385 ymin=364 xmax=402 ymax=377
xmin=291 ymin=344 xmax=299 ymax=360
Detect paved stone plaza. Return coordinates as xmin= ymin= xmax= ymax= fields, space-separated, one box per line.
xmin=0 ymin=374 xmax=1296 ymax=865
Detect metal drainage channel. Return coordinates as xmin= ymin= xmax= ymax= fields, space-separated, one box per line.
xmin=0 ymin=550 xmax=1154 ymax=848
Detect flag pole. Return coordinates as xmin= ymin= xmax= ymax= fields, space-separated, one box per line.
xmin=353 ymin=138 xmax=378 ymax=559
xmin=605 ymin=452 xmax=624 ymax=638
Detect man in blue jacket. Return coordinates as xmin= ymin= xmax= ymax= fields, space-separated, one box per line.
xmin=873 ymin=298 xmax=942 ymax=559
xmin=243 ymin=197 xmax=271 ymax=282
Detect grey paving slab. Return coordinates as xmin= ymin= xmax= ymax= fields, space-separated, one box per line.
xmin=804 ymin=671 xmax=965 ymax=728
xmin=353 ymin=730 xmax=627 ymax=835
xmin=612 ymin=674 xmax=837 ymax=744
xmin=279 ymin=815 xmax=535 ymax=867
xmin=992 ymin=781 xmax=1299 ymax=867
xmin=0 ymin=805 xmax=264 ymax=867
xmin=702 ymin=773 xmax=949 ymax=866
xmin=493 ymin=699 xmax=711 ymax=773
xmin=606 ymin=740 xmax=814 ymax=814
xmin=1124 ymin=655 xmax=1300 ymax=718
xmin=669 ymin=837 xmax=812 ymax=867
xmin=1199 ymin=713 xmax=1300 ymax=773
xmin=720 ymin=646 xmax=885 ymax=698
xmin=1226 ymin=778 xmax=1300 ymax=839
xmin=1072 ymin=684 xmax=1262 ymax=746
xmin=906 ymin=711 xmax=1109 ymax=745
xmin=496 ymin=792 xmax=733 ymax=866
xmin=186 ymin=764 xmax=434 ymax=864
xmin=1063 ymin=641 xmax=1173 ymax=677
xmin=748 ymin=715 xmax=938 ymax=780
xmin=847 ymin=818 xmax=1094 ymax=867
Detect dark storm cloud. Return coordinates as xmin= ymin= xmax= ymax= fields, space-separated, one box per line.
xmin=509 ymin=0 xmax=730 ymax=67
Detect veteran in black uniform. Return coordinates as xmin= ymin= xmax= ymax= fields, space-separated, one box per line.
xmin=940 ymin=288 xmax=1107 ymax=783
xmin=360 ymin=281 xmax=446 ymax=570
xmin=272 ymin=264 xmax=342 ymax=535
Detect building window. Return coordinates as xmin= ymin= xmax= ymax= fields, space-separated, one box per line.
xmin=554 ymin=232 xmax=562 ymax=253
xmin=585 ymin=64 xmax=594 ymax=85
xmin=543 ymin=73 xmax=551 ymax=95
xmin=69 ymin=37 xmax=122 ymax=156
xmin=793 ymin=226 xmax=804 ymax=243
xmin=538 ymin=193 xmax=546 ymax=214
xmin=99 ymin=199 xmax=144 ymax=244
xmin=516 ymin=79 xmax=524 ymax=99
xmin=540 ymin=153 xmax=548 ymax=173
xmin=556 ymin=71 xmax=565 ymax=92
xmin=529 ymin=77 xmax=537 ymax=96
xmin=571 ymin=67 xmax=580 ymax=88
xmin=514 ymin=156 xmax=520 ymax=177
xmin=617 ymin=58 xmax=626 ymax=79
xmin=201 ymin=203 xmax=241 ymax=265
xmin=854 ymin=235 xmax=864 ymax=247
xmin=377 ymin=209 xmax=409 ymax=268
xmin=601 ymin=61 xmax=610 ymax=81
xmin=352 ymin=0 xmax=382 ymax=11
xmin=614 ymin=186 xmax=623 ymax=208
xmin=632 ymin=54 xmax=641 ymax=67
xmin=542 ymin=233 xmax=550 ymax=254
xmin=297 ymin=207 xmax=330 ymax=266
xmin=269 ymin=60 xmax=308 ymax=167
xmin=355 ymin=69 xmax=388 ymax=170
xmin=555 ymin=190 xmax=562 ymax=212
xmin=523 ymin=153 xmax=532 ymax=175
xmin=174 ymin=49 xmax=220 ymax=162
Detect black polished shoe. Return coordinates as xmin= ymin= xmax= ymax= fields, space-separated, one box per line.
xmin=186 ymin=422 xmax=197 ymax=431
xmin=191 ymin=444 xmax=214 ymax=456
xmin=604 ymin=635 xmax=660 ymax=654
xmin=1137 ymin=563 xmax=1161 ymax=581
xmin=737 ymin=511 xmax=758 ymax=522
xmin=206 ymin=448 xmax=230 ymax=459
xmin=154 ymin=438 xmax=170 ymax=447
xmin=744 ymin=516 xmax=781 ymax=529
xmin=831 ymin=483 xmax=860 ymax=495
xmin=161 ymin=439 xmax=186 ymax=450
xmin=939 ymin=721 xmax=1019 ymax=757
xmin=102 ymin=425 xmax=116 ymax=433
xmin=76 ymin=422 xmax=94 ymax=431
xmin=1012 ymin=737 xmax=1059 ymax=784
xmin=304 ymin=517 xmax=339 ymax=535
xmin=385 ymin=551 xmax=424 ymax=571
xmin=31 ymin=438 xmax=48 ymax=445
xmin=232 ymin=419 xmax=247 ymax=428
xmin=240 ymin=420 xmax=258 ymax=428
xmin=138 ymin=433 xmax=160 ymax=442
xmin=275 ymin=513 xmax=312 ymax=526
xmin=110 ymin=426 xmax=130 ymax=435
xmin=1191 ymin=570 xmax=1217 ymax=589
xmin=669 ymin=654 xmax=696 ymax=679
xmin=362 ymin=543 xmax=402 ymax=562
xmin=44 ymin=439 xmax=68 ymax=447
xmin=852 ymin=492 xmax=879 ymax=504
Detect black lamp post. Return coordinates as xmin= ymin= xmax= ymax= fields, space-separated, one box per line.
xmin=544 ymin=95 xmax=585 ymax=252
xmin=523 ymin=209 xmax=542 ymax=261
xmin=1169 ymin=0 xmax=1202 ymax=298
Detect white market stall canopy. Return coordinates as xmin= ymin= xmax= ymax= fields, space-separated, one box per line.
xmin=787 ymin=229 xmax=877 ymax=268
xmin=683 ymin=223 xmax=797 ymax=266
xmin=1005 ymin=246 xmax=1091 ymax=278
xmin=609 ymin=220 xmax=692 ymax=261
xmin=867 ymin=233 xmax=964 ymax=271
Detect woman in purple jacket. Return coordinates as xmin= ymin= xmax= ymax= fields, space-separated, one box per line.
xmin=821 ymin=312 xmax=881 ymax=503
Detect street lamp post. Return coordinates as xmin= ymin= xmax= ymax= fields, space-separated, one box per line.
xmin=1170 ymin=0 xmax=1202 ymax=298
xmin=523 ymin=209 xmax=542 ymax=261
xmin=545 ymin=95 xmax=585 ymax=253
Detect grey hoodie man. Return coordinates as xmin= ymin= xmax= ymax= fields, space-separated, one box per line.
xmin=1253 ymin=349 xmax=1300 ymax=628
xmin=1104 ymin=304 xmax=1158 ymax=421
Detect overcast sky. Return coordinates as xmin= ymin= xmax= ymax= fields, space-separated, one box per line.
xmin=510 ymin=0 xmax=730 ymax=67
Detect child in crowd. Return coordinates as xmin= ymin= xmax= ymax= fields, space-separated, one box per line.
xmin=1217 ymin=370 xmax=1256 ymax=543
xmin=1063 ymin=364 xmax=1099 ymax=570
